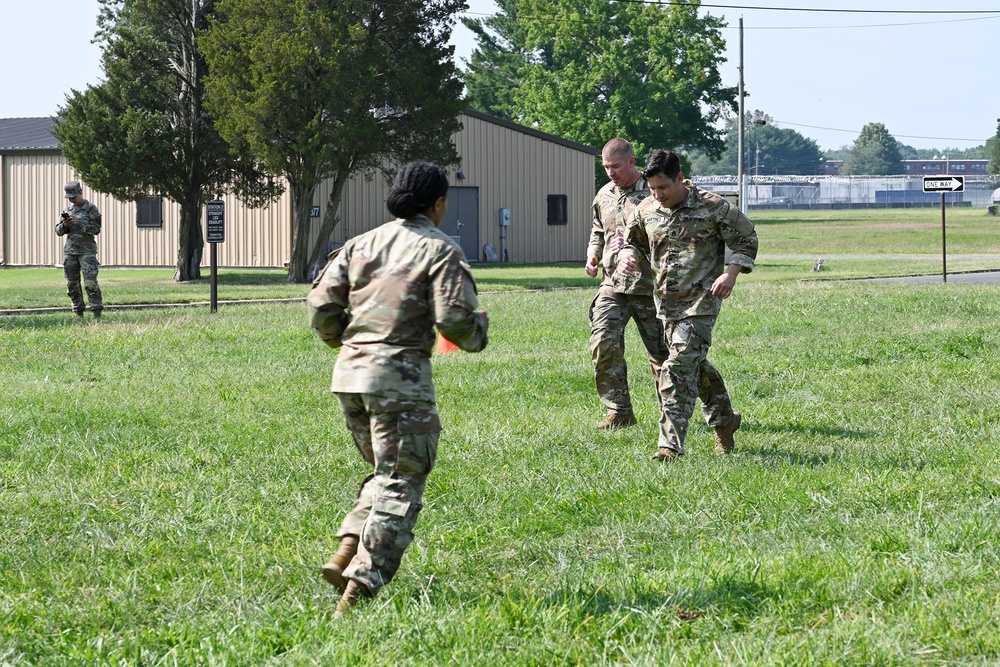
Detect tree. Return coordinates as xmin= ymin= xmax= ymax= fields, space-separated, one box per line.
xmin=688 ymin=111 xmax=822 ymax=176
xmin=982 ymin=120 xmax=1000 ymax=177
xmin=53 ymin=0 xmax=277 ymax=282
xmin=462 ymin=0 xmax=737 ymax=176
xmin=842 ymin=122 xmax=904 ymax=175
xmin=202 ymin=0 xmax=466 ymax=283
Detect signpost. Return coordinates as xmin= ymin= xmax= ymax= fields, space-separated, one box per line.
xmin=205 ymin=200 xmax=225 ymax=312
xmin=922 ymin=175 xmax=963 ymax=283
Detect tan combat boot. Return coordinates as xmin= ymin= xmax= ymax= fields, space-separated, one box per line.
xmin=595 ymin=411 xmax=637 ymax=429
xmin=333 ymin=580 xmax=373 ymax=619
xmin=321 ymin=535 xmax=359 ymax=595
xmin=652 ymin=446 xmax=680 ymax=461
xmin=714 ymin=412 xmax=742 ymax=454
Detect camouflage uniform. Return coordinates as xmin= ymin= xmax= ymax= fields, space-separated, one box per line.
xmin=587 ymin=176 xmax=668 ymax=417
xmin=55 ymin=198 xmax=103 ymax=314
xmin=307 ymin=213 xmax=488 ymax=595
xmin=623 ymin=182 xmax=758 ymax=455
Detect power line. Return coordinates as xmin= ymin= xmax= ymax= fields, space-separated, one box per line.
xmin=610 ymin=1 xmax=1000 ymax=15
xmin=772 ymin=120 xmax=991 ymax=144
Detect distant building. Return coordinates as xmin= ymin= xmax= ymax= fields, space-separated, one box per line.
xmin=819 ymin=160 xmax=844 ymax=176
xmin=902 ymin=158 xmax=988 ymax=176
xmin=0 ymin=111 xmax=598 ymax=268
xmin=820 ymin=158 xmax=989 ymax=178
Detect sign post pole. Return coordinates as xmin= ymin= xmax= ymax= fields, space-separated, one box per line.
xmin=922 ymin=175 xmax=963 ymax=284
xmin=205 ymin=200 xmax=226 ymax=313
xmin=941 ymin=193 xmax=947 ymax=284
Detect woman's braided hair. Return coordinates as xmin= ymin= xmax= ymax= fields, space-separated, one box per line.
xmin=386 ymin=161 xmax=449 ymax=219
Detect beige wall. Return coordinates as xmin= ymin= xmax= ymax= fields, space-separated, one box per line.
xmin=1 ymin=111 xmax=596 ymax=268
xmin=313 ymin=111 xmax=597 ymax=263
xmin=1 ymin=152 xmax=292 ymax=268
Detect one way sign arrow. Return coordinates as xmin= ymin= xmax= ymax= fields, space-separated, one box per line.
xmin=923 ymin=175 xmax=964 ymax=192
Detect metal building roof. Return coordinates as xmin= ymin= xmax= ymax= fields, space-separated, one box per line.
xmin=0 ymin=117 xmax=59 ymax=152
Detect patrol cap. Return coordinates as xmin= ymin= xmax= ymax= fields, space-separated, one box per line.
xmin=64 ymin=181 xmax=82 ymax=198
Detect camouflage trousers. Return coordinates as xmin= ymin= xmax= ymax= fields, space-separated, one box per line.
xmin=63 ymin=253 xmax=103 ymax=313
xmin=657 ymin=316 xmax=735 ymax=455
xmin=335 ymin=393 xmax=440 ymax=596
xmin=588 ymin=287 xmax=669 ymax=415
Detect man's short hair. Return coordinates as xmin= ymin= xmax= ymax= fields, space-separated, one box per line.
xmin=643 ymin=150 xmax=681 ymax=181
xmin=602 ymin=138 xmax=634 ymax=160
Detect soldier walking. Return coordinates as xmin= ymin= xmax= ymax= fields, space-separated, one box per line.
xmin=584 ymin=139 xmax=669 ymax=429
xmin=55 ymin=181 xmax=103 ymax=319
xmin=618 ymin=150 xmax=758 ymax=459
xmin=307 ymin=161 xmax=490 ymax=617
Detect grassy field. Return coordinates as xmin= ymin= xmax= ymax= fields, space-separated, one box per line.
xmin=755 ymin=206 xmax=1000 ymax=258
xmin=3 ymin=207 xmax=998 ymax=311
xmin=3 ymin=210 xmax=1000 ymax=665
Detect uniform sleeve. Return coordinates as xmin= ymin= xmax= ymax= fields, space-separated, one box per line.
xmin=619 ymin=206 xmax=650 ymax=263
xmin=79 ymin=205 xmax=102 ymax=236
xmin=432 ymin=249 xmax=488 ymax=352
xmin=586 ymin=198 xmax=604 ymax=261
xmin=718 ymin=203 xmax=758 ymax=273
xmin=55 ymin=207 xmax=71 ymax=236
xmin=306 ymin=247 xmax=352 ymax=348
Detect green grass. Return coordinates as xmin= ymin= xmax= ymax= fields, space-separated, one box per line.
xmin=3 ymin=208 xmax=1000 ymax=664
xmin=754 ymin=206 xmax=1000 ymax=257
xmin=5 ymin=207 xmax=998 ymax=311
xmin=3 ymin=258 xmax=1000 ymax=664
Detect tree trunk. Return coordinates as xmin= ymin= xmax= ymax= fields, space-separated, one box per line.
xmin=305 ymin=170 xmax=350 ymax=281
xmin=174 ymin=199 xmax=204 ymax=282
xmin=287 ymin=181 xmax=320 ymax=283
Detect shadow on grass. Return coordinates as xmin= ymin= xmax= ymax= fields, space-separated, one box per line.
xmin=536 ymin=574 xmax=776 ymax=622
xmin=194 ymin=271 xmax=292 ymax=286
xmin=745 ymin=446 xmax=835 ymax=468
xmin=747 ymin=422 xmax=869 ymax=441
xmin=0 ymin=315 xmax=98 ymax=331
xmin=476 ymin=278 xmax=593 ymax=291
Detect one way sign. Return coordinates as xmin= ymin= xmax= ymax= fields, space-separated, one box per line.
xmin=923 ymin=175 xmax=964 ymax=193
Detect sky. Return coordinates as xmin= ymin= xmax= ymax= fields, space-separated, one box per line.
xmin=5 ymin=0 xmax=1000 ymax=153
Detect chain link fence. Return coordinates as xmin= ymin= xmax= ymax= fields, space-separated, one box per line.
xmin=696 ymin=175 xmax=999 ymax=210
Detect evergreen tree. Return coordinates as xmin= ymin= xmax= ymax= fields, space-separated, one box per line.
xmin=53 ymin=0 xmax=277 ymax=282
xmin=202 ymin=0 xmax=466 ymax=282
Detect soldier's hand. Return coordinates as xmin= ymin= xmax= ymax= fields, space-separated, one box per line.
xmin=711 ymin=271 xmax=738 ymax=298
xmin=584 ymin=254 xmax=599 ymax=278
xmin=615 ymin=255 xmax=637 ymax=279
xmin=608 ymin=230 xmax=624 ymax=255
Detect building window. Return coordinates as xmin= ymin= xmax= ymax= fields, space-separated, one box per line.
xmin=952 ymin=164 xmax=966 ymax=170
xmin=137 ymin=196 xmax=163 ymax=228
xmin=547 ymin=194 xmax=568 ymax=225
xmin=973 ymin=164 xmax=986 ymax=171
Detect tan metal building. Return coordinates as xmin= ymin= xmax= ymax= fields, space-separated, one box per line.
xmin=1 ymin=110 xmax=597 ymax=268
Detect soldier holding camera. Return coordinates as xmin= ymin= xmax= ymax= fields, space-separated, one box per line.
xmin=55 ymin=181 xmax=104 ymax=319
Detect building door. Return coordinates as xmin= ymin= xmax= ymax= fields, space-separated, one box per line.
xmin=440 ymin=187 xmax=480 ymax=261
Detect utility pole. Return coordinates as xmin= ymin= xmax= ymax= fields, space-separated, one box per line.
xmin=737 ymin=18 xmax=746 ymax=214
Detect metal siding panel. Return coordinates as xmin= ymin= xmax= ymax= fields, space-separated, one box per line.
xmin=2 ymin=112 xmax=594 ymax=268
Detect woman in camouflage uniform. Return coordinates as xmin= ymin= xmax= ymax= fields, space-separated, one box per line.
xmin=55 ymin=181 xmax=103 ymax=319
xmin=307 ymin=162 xmax=490 ymax=617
